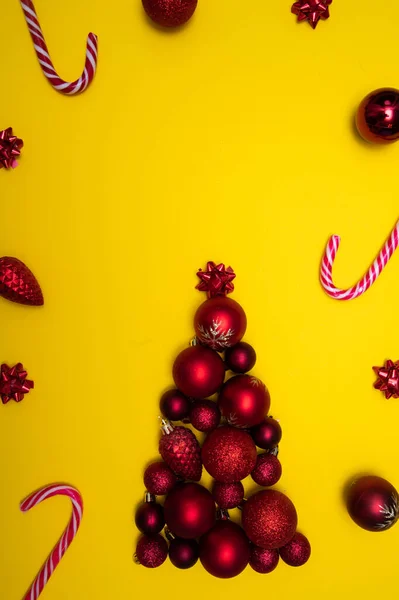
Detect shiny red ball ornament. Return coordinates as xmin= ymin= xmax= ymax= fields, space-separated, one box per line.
xmin=225 ymin=342 xmax=256 ymax=373
xmin=168 ymin=537 xmax=199 ymax=569
xmin=135 ymin=496 xmax=165 ymax=534
xmin=0 ymin=257 xmax=43 ymax=306
xmin=190 ymin=399 xmax=221 ymax=432
xmin=347 ymin=475 xmax=399 ymax=531
xmin=194 ymin=297 xmax=247 ymax=351
xmin=144 ymin=461 xmax=178 ymax=496
xmin=160 ymin=389 xmax=191 ymax=421
xmin=249 ymin=545 xmax=279 ymax=574
xmin=242 ymin=490 xmax=298 ymax=549
xmin=251 ymin=453 xmax=282 ymax=487
xmin=212 ymin=481 xmax=244 ymax=509
xmin=142 ymin=0 xmax=197 ymax=28
xmin=200 ymin=520 xmax=250 ymax=578
xmin=135 ymin=534 xmax=168 ymax=568
xmin=202 ymin=425 xmax=257 ymax=483
xmin=279 ymin=533 xmax=311 ymax=567
xmin=164 ymin=482 xmax=216 ymax=539
xmin=218 ymin=375 xmax=270 ymax=428
xmin=250 ymin=417 xmax=282 ymax=450
xmin=159 ymin=421 xmax=202 ymax=481
xmin=173 ymin=345 xmax=225 ymax=398
xmin=356 ymin=88 xmax=399 ymax=144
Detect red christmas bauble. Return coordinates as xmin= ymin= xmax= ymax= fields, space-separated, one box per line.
xmin=202 ymin=425 xmax=257 ymax=483
xmin=135 ymin=500 xmax=165 ymax=534
xmin=159 ymin=422 xmax=202 ymax=481
xmin=251 ymin=453 xmax=282 ymax=487
xmin=160 ymin=389 xmax=191 ymax=421
xmin=164 ymin=482 xmax=216 ymax=539
xmin=356 ymin=88 xmax=399 ymax=144
xmin=242 ymin=490 xmax=298 ymax=549
xmin=142 ymin=0 xmax=197 ymax=28
xmin=144 ymin=461 xmax=177 ymax=496
xmin=136 ymin=534 xmax=168 ymax=568
xmin=168 ymin=537 xmax=199 ymax=569
xmin=347 ymin=475 xmax=399 ymax=531
xmin=173 ymin=345 xmax=225 ymax=398
xmin=225 ymin=342 xmax=256 ymax=373
xmin=249 ymin=545 xmax=279 ymax=574
xmin=279 ymin=533 xmax=311 ymax=567
xmin=190 ymin=399 xmax=221 ymax=432
xmin=250 ymin=417 xmax=282 ymax=450
xmin=0 ymin=257 xmax=44 ymax=306
xmin=218 ymin=375 xmax=270 ymax=428
xmin=212 ymin=481 xmax=244 ymax=509
xmin=199 ymin=520 xmax=250 ymax=578
xmin=194 ymin=297 xmax=247 ymax=351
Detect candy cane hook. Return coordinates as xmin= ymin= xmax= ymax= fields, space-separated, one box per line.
xmin=20 ymin=484 xmax=83 ymax=600
xmin=320 ymin=220 xmax=399 ymax=300
xmin=20 ymin=0 xmax=98 ymax=95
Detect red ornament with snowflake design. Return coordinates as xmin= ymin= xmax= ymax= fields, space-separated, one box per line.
xmin=194 ymin=296 xmax=247 ymax=351
xmin=218 ymin=374 xmax=270 ymax=428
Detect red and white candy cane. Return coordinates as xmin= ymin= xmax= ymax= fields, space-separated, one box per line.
xmin=20 ymin=484 xmax=83 ymax=600
xmin=20 ymin=0 xmax=98 ymax=95
xmin=320 ymin=220 xmax=399 ymax=300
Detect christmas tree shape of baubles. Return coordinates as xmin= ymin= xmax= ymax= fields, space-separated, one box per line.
xmin=134 ymin=262 xmax=310 ymax=576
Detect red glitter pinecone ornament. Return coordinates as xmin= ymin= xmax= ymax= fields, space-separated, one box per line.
xmin=159 ymin=420 xmax=202 ymax=481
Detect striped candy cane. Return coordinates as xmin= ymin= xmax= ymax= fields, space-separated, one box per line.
xmin=320 ymin=220 xmax=399 ymax=300
xmin=20 ymin=0 xmax=98 ymax=95
xmin=20 ymin=484 xmax=83 ymax=600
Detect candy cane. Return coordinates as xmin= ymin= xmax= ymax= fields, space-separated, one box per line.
xmin=20 ymin=484 xmax=83 ymax=600
xmin=320 ymin=220 xmax=399 ymax=300
xmin=20 ymin=0 xmax=98 ymax=95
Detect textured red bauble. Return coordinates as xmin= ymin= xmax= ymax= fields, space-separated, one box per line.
xmin=251 ymin=417 xmax=282 ymax=450
xmin=164 ymin=482 xmax=216 ymax=539
xmin=0 ymin=257 xmax=44 ymax=306
xmin=218 ymin=375 xmax=270 ymax=428
xmin=168 ymin=537 xmax=199 ymax=569
xmin=212 ymin=481 xmax=244 ymax=509
xmin=144 ymin=461 xmax=178 ymax=496
xmin=173 ymin=345 xmax=225 ymax=398
xmin=242 ymin=490 xmax=298 ymax=549
xmin=194 ymin=297 xmax=247 ymax=351
xmin=346 ymin=475 xmax=399 ymax=531
xmin=190 ymin=399 xmax=221 ymax=432
xmin=356 ymin=88 xmax=399 ymax=144
xmin=160 ymin=389 xmax=191 ymax=421
xmin=200 ymin=520 xmax=250 ymax=578
xmin=202 ymin=425 xmax=257 ymax=483
xmin=135 ymin=534 xmax=168 ymax=568
xmin=225 ymin=342 xmax=256 ymax=373
xmin=251 ymin=453 xmax=282 ymax=487
xmin=159 ymin=422 xmax=202 ymax=481
xmin=135 ymin=499 xmax=165 ymax=534
xmin=279 ymin=533 xmax=311 ymax=567
xmin=142 ymin=0 xmax=197 ymax=28
xmin=249 ymin=545 xmax=279 ymax=574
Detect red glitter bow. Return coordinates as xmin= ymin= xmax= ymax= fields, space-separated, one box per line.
xmin=196 ymin=262 xmax=236 ymax=297
xmin=373 ymin=360 xmax=399 ymax=399
xmin=291 ymin=0 xmax=332 ymax=29
xmin=0 ymin=363 xmax=34 ymax=404
xmin=0 ymin=128 xmax=23 ymax=169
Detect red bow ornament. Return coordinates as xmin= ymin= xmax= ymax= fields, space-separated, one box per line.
xmin=0 ymin=128 xmax=23 ymax=169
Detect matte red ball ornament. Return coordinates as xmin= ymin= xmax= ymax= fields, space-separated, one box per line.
xmin=144 ymin=461 xmax=178 ymax=496
xmin=0 ymin=257 xmax=43 ymax=306
xmin=251 ymin=453 xmax=282 ymax=487
xmin=249 ymin=545 xmax=279 ymax=574
xmin=142 ymin=0 xmax=197 ymax=28
xmin=251 ymin=417 xmax=282 ymax=450
xmin=190 ymin=399 xmax=221 ymax=432
xmin=135 ymin=534 xmax=168 ymax=568
xmin=242 ymin=490 xmax=298 ymax=549
xmin=218 ymin=374 xmax=270 ymax=428
xmin=199 ymin=520 xmax=250 ymax=578
xmin=160 ymin=389 xmax=191 ymax=421
xmin=212 ymin=481 xmax=244 ymax=509
xmin=356 ymin=88 xmax=399 ymax=144
xmin=202 ymin=425 xmax=257 ymax=483
xmin=159 ymin=421 xmax=202 ymax=481
xmin=194 ymin=297 xmax=247 ymax=351
xmin=135 ymin=496 xmax=165 ymax=534
xmin=173 ymin=345 xmax=225 ymax=398
xmin=164 ymin=482 xmax=216 ymax=539
xmin=279 ymin=533 xmax=311 ymax=567
xmin=346 ymin=475 xmax=399 ymax=531
xmin=168 ymin=537 xmax=199 ymax=569
xmin=225 ymin=342 xmax=256 ymax=373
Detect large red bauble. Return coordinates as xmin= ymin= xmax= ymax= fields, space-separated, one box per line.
xmin=136 ymin=534 xmax=168 ymax=568
xmin=199 ymin=520 xmax=250 ymax=578
xmin=173 ymin=345 xmax=225 ymax=398
xmin=242 ymin=490 xmax=298 ymax=549
xmin=218 ymin=375 xmax=270 ymax=428
xmin=142 ymin=0 xmax=197 ymax=28
xmin=202 ymin=425 xmax=257 ymax=483
xmin=279 ymin=533 xmax=311 ymax=567
xmin=356 ymin=88 xmax=399 ymax=144
xmin=250 ymin=417 xmax=282 ymax=450
xmin=346 ymin=475 xmax=399 ymax=531
xmin=164 ymin=482 xmax=216 ymax=539
xmin=194 ymin=297 xmax=247 ymax=351
xmin=225 ymin=342 xmax=256 ymax=373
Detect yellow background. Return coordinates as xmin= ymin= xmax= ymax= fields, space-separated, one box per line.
xmin=2 ymin=0 xmax=399 ymax=598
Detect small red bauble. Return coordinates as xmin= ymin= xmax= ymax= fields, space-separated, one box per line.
xmin=279 ymin=533 xmax=311 ymax=567
xmin=190 ymin=399 xmax=221 ymax=432
xmin=218 ymin=375 xmax=270 ymax=428
xmin=346 ymin=475 xmax=399 ymax=531
xmin=212 ymin=481 xmax=244 ymax=509
xmin=144 ymin=461 xmax=177 ymax=496
xmin=142 ymin=0 xmax=197 ymax=28
xmin=249 ymin=545 xmax=279 ymax=574
xmin=251 ymin=417 xmax=282 ymax=450
xmin=159 ymin=422 xmax=202 ymax=481
xmin=160 ymin=389 xmax=191 ymax=421
xmin=135 ymin=497 xmax=165 ymax=534
xmin=242 ymin=490 xmax=298 ymax=549
xmin=356 ymin=88 xmax=399 ymax=144
xmin=199 ymin=520 xmax=250 ymax=578
xmin=168 ymin=537 xmax=199 ymax=569
xmin=194 ymin=297 xmax=247 ymax=351
xmin=251 ymin=453 xmax=282 ymax=487
xmin=225 ymin=342 xmax=256 ymax=373
xmin=202 ymin=425 xmax=257 ymax=483
xmin=164 ymin=482 xmax=216 ymax=539
xmin=0 ymin=257 xmax=43 ymax=306
xmin=135 ymin=534 xmax=168 ymax=568
xmin=173 ymin=345 xmax=225 ymax=398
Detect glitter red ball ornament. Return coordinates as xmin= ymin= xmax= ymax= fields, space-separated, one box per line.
xmin=251 ymin=417 xmax=282 ymax=450
xmin=173 ymin=345 xmax=225 ymax=398
xmin=135 ymin=496 xmax=165 ymax=534
xmin=346 ymin=475 xmax=399 ymax=531
xmin=159 ymin=421 xmax=202 ymax=481
xmin=225 ymin=342 xmax=256 ymax=373
xmin=194 ymin=297 xmax=247 ymax=351
xmin=279 ymin=533 xmax=311 ymax=567
xmin=160 ymin=389 xmax=191 ymax=421
xmin=164 ymin=482 xmax=216 ymax=539
xmin=202 ymin=425 xmax=257 ymax=483
xmin=242 ymin=490 xmax=298 ymax=549
xmin=199 ymin=520 xmax=250 ymax=578
xmin=135 ymin=534 xmax=168 ymax=568
xmin=212 ymin=481 xmax=244 ymax=509
xmin=0 ymin=257 xmax=43 ymax=306
xmin=249 ymin=545 xmax=279 ymax=574
xmin=168 ymin=537 xmax=199 ymax=569
xmin=190 ymin=399 xmax=221 ymax=432
xmin=356 ymin=88 xmax=399 ymax=144
xmin=144 ymin=461 xmax=178 ymax=496
xmin=251 ymin=453 xmax=282 ymax=487
xmin=142 ymin=0 xmax=197 ymax=28
xmin=218 ymin=375 xmax=270 ymax=428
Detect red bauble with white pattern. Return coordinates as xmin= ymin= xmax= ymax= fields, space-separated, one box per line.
xmin=194 ymin=297 xmax=247 ymax=351
xmin=218 ymin=374 xmax=270 ymax=428
xmin=173 ymin=345 xmax=225 ymax=398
